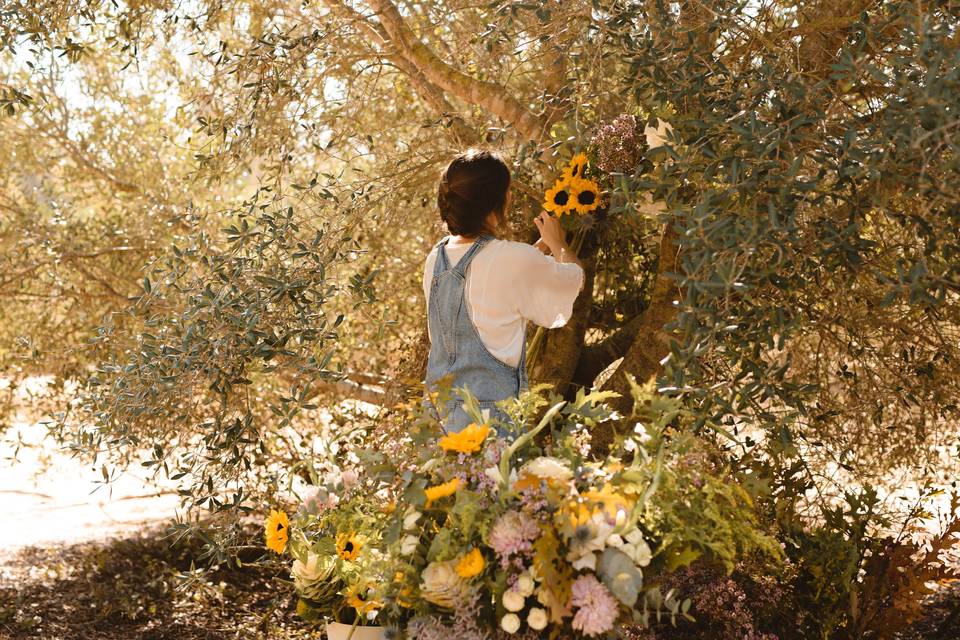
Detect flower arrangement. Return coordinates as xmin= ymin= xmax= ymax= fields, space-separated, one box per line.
xmin=263 ymin=376 xmax=780 ymax=637
xmin=368 ymin=378 xmax=780 ymax=638
xmin=263 ymin=472 xmax=391 ymax=630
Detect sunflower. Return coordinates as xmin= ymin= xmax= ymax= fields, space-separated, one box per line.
xmin=543 ymin=179 xmax=573 ymax=216
xmin=264 ymin=509 xmax=289 ymax=554
xmin=455 ymin=548 xmax=485 ymax=579
xmin=424 ymin=477 xmax=461 ymax=507
xmin=439 ymin=423 xmax=490 ymax=454
xmin=336 ymin=532 xmax=362 ymax=561
xmin=346 ymin=583 xmax=382 ymax=615
xmin=569 ymin=176 xmax=600 ymax=215
xmin=562 ymin=152 xmax=589 ymax=182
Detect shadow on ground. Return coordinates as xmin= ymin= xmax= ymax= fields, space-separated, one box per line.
xmin=0 ymin=526 xmax=320 ymax=640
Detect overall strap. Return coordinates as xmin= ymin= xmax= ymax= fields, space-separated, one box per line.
xmin=432 ymin=235 xmax=453 ymax=276
xmin=449 ymin=233 xmax=493 ymax=278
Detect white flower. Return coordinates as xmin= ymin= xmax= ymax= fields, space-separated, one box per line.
xmin=400 ymin=534 xmax=419 ymax=556
xmin=483 ymin=465 xmax=517 ymax=490
xmin=517 ymin=456 xmax=573 ymax=484
xmin=633 ymin=422 xmax=652 ymax=444
xmin=644 ymin=118 xmax=673 ymax=149
xmin=516 ymin=573 xmax=535 ymax=597
xmin=500 ymin=613 xmax=521 ymax=634
xmin=623 ymin=529 xmax=652 ymax=567
xmin=572 ymin=552 xmax=597 ymax=571
xmin=605 ymin=534 xmax=625 ymax=549
xmin=341 ymin=468 xmax=358 ymax=489
xmin=502 ymin=589 xmax=526 ymax=612
xmin=625 ymin=528 xmax=645 ymax=545
xmin=566 ymin=513 xmax=615 ymax=564
xmin=527 ymin=607 xmax=548 ymax=631
xmin=420 ymin=560 xmax=467 ymax=608
xmin=403 ymin=508 xmax=422 ymax=530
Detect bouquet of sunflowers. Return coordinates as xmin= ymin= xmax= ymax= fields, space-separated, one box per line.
xmin=368 ymin=379 xmax=780 ymax=638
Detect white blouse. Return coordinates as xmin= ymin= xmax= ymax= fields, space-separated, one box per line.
xmin=423 ymin=237 xmax=585 ymax=367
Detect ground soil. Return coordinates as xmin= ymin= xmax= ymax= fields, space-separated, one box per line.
xmin=0 ymin=526 xmax=320 ymax=640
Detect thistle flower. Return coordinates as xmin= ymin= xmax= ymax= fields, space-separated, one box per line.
xmin=570 ymin=574 xmax=618 ymax=637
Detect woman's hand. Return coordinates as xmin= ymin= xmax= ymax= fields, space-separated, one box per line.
xmin=534 ymin=237 xmax=551 ymax=255
xmin=534 ymin=212 xmax=581 ymax=266
xmin=534 ymin=212 xmax=565 ymax=254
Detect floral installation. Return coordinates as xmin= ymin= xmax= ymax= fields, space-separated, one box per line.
xmin=365 ymin=378 xmax=780 ymax=638
xmin=263 ymin=374 xmax=780 ymax=637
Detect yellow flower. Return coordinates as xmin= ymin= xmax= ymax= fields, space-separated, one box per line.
xmin=582 ymin=483 xmax=634 ymax=522
xmin=264 ymin=509 xmax=289 ymax=554
xmin=336 ymin=532 xmax=362 ymax=561
xmin=543 ymin=179 xmax=573 ymax=217
xmin=562 ymin=152 xmax=589 ymax=182
xmin=455 ymin=548 xmax=485 ymax=579
xmin=439 ymin=423 xmax=491 ymax=454
xmin=569 ymin=176 xmax=600 ymax=215
xmin=346 ymin=583 xmax=382 ymax=615
xmin=424 ymin=477 xmax=461 ymax=507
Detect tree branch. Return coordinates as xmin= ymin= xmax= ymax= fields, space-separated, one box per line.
xmin=321 ymin=0 xmax=475 ymax=144
xmin=571 ymin=313 xmax=646 ymax=389
xmin=367 ymin=0 xmax=548 ymax=141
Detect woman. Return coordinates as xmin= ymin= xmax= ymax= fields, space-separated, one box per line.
xmin=423 ymin=148 xmax=584 ymax=432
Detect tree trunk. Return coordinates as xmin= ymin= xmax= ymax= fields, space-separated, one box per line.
xmin=529 ymin=242 xmax=598 ymax=397
xmin=601 ymin=223 xmax=679 ymax=410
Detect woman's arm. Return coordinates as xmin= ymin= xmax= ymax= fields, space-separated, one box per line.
xmin=534 ymin=212 xmax=582 ymax=268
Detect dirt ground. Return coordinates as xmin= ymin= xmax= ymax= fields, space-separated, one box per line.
xmin=0 ymin=526 xmax=322 ymax=640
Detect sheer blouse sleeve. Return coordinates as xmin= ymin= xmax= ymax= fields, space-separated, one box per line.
xmin=507 ymin=242 xmax=585 ymax=329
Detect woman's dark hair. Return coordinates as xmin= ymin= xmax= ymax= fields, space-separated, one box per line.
xmin=437 ymin=148 xmax=511 ymax=236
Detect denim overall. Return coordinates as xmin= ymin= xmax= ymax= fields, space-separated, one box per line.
xmin=424 ymin=234 xmax=529 ymax=432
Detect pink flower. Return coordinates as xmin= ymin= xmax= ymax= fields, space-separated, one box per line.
xmin=488 ymin=511 xmax=540 ymax=561
xmin=570 ymin=574 xmax=618 ymax=637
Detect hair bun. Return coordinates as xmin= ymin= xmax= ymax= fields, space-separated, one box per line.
xmin=436 ymin=149 xmax=511 ymax=236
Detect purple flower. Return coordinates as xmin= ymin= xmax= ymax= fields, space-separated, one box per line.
xmin=570 ymin=574 xmax=618 ymax=637
xmin=489 ymin=510 xmax=540 ymax=561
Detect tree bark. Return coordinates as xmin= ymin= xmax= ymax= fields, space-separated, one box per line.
xmin=600 ymin=224 xmax=680 ymax=411
xmin=530 ymin=247 xmax=597 ymax=398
